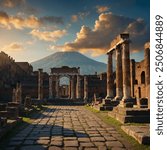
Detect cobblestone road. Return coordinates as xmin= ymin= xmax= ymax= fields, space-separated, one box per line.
xmin=7 ymin=106 xmax=132 ymax=150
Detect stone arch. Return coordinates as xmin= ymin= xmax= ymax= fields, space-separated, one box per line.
xmin=141 ymin=71 xmax=145 ymax=84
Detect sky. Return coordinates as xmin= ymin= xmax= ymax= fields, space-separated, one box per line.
xmin=0 ymin=0 xmax=150 ymax=63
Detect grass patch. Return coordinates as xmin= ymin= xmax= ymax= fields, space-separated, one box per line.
xmin=85 ymin=105 xmax=150 ymax=150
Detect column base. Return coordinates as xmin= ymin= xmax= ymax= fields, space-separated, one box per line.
xmin=119 ymin=97 xmax=135 ymax=108
xmin=114 ymin=96 xmax=122 ymax=101
xmin=105 ymin=96 xmax=114 ymax=101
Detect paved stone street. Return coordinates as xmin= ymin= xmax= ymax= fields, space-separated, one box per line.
xmin=6 ymin=106 xmax=132 ymax=150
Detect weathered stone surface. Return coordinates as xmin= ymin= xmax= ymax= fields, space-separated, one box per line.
xmin=4 ymin=106 xmax=132 ymax=149
xmin=64 ymin=140 xmax=79 ymax=147
xmin=121 ymin=125 xmax=150 ymax=145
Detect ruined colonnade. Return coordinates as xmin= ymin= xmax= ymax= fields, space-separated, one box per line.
xmin=106 ymin=34 xmax=133 ymax=107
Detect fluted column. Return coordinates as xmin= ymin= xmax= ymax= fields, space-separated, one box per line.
xmin=76 ymin=75 xmax=82 ymax=99
xmin=38 ymin=69 xmax=43 ymax=100
xmin=106 ymin=51 xmax=114 ymax=99
xmin=144 ymin=42 xmax=150 ymax=108
xmin=115 ymin=45 xmax=123 ymax=100
xmin=84 ymin=76 xmax=88 ymax=101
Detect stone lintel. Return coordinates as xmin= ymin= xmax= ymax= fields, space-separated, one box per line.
xmin=107 ymin=33 xmax=130 ymax=54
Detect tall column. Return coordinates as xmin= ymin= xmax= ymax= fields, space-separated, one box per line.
xmin=76 ymin=75 xmax=81 ymax=99
xmin=55 ymin=75 xmax=59 ymax=98
xmin=106 ymin=51 xmax=114 ymax=99
xmin=115 ymin=45 xmax=123 ymax=100
xmin=38 ymin=69 xmax=43 ymax=100
xmin=49 ymin=75 xmax=53 ymax=99
xmin=130 ymin=59 xmax=136 ymax=97
xmin=120 ymin=41 xmax=132 ymax=107
xmin=144 ymin=42 xmax=150 ymax=108
xmin=68 ymin=78 xmax=71 ymax=99
xmin=84 ymin=76 xmax=88 ymax=102
xmin=71 ymin=75 xmax=76 ymax=99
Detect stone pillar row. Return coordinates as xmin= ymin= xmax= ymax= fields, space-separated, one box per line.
xmin=106 ymin=40 xmax=133 ymax=107
xmin=48 ymin=74 xmax=85 ymax=100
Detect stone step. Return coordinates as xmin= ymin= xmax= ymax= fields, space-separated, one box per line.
xmin=113 ymin=107 xmax=150 ymax=116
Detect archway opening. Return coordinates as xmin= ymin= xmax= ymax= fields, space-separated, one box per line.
xmin=59 ymin=76 xmax=70 ymax=98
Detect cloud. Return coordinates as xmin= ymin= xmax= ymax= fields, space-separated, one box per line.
xmin=0 ymin=11 xmax=64 ymax=30
xmin=71 ymin=12 xmax=90 ymax=23
xmin=71 ymin=15 xmax=78 ymax=22
xmin=3 ymin=42 xmax=24 ymax=51
xmin=52 ymin=12 xmax=149 ymax=56
xmin=30 ymin=29 xmax=67 ymax=42
xmin=39 ymin=16 xmax=64 ymax=25
xmin=96 ymin=6 xmax=110 ymax=13
xmin=0 ymin=0 xmax=25 ymax=8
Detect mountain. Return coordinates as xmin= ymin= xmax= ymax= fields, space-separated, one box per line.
xmin=31 ymin=51 xmax=107 ymax=75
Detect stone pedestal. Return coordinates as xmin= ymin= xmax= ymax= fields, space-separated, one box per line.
xmin=24 ymin=96 xmax=32 ymax=108
xmin=108 ymin=107 xmax=150 ymax=123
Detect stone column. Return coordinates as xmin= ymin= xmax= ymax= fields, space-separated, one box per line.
xmin=76 ymin=75 xmax=81 ymax=99
xmin=120 ymin=41 xmax=133 ymax=107
xmin=84 ymin=76 xmax=88 ymax=102
xmin=106 ymin=51 xmax=114 ymax=99
xmin=68 ymin=78 xmax=71 ymax=99
xmin=144 ymin=42 xmax=150 ymax=108
xmin=115 ymin=45 xmax=123 ymax=100
xmin=38 ymin=69 xmax=43 ymax=100
xmin=71 ymin=75 xmax=76 ymax=99
xmin=55 ymin=76 xmax=59 ymax=98
xmin=49 ymin=75 xmax=53 ymax=99
xmin=130 ymin=59 xmax=136 ymax=97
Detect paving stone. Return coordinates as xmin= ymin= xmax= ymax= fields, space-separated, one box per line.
xmin=90 ymin=137 xmax=105 ymax=142
xmin=50 ymin=140 xmax=63 ymax=146
xmin=93 ymin=142 xmax=105 ymax=146
xmin=4 ymin=106 xmax=132 ymax=150
xmin=78 ymin=137 xmax=90 ymax=142
xmin=80 ymin=142 xmax=94 ymax=147
xmin=64 ymin=140 xmax=79 ymax=147
xmin=9 ymin=141 xmax=22 ymax=146
xmin=105 ymin=141 xmax=124 ymax=147
xmin=23 ymin=140 xmax=34 ymax=145
xmin=35 ymin=139 xmax=50 ymax=145
xmin=20 ymin=145 xmax=47 ymax=150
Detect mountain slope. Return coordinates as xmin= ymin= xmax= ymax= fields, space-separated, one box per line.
xmin=31 ymin=51 xmax=107 ymax=75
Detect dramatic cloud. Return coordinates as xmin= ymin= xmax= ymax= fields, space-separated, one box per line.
xmin=3 ymin=42 xmax=24 ymax=51
xmin=96 ymin=6 xmax=110 ymax=13
xmin=53 ymin=12 xmax=149 ymax=56
xmin=71 ymin=15 xmax=78 ymax=22
xmin=30 ymin=29 xmax=67 ymax=42
xmin=0 ymin=11 xmax=64 ymax=30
